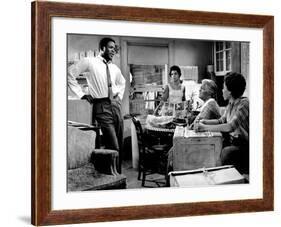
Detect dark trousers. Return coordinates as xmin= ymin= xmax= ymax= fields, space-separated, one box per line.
xmin=92 ymin=98 xmax=124 ymax=173
xmin=221 ymin=134 xmax=249 ymax=174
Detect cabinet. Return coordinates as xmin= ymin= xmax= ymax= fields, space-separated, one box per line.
xmin=172 ymin=128 xmax=222 ymax=171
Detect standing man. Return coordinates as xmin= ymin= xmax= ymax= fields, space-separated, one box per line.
xmin=68 ymin=37 xmax=126 ymax=173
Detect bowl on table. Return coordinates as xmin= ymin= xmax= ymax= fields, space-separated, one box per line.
xmin=172 ymin=118 xmax=188 ymax=127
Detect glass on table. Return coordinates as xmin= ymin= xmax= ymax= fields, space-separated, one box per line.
xmin=193 ymin=119 xmax=200 ymax=132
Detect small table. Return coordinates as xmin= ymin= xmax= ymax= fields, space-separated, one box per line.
xmin=144 ymin=114 xmax=175 ymax=135
xmin=172 ymin=126 xmax=222 ymax=171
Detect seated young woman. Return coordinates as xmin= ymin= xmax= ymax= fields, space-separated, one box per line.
xmin=195 ymin=72 xmax=249 ymax=173
xmin=189 ymin=79 xmax=221 ymax=128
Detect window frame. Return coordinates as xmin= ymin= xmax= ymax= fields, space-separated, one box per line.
xmin=214 ymin=41 xmax=232 ymax=76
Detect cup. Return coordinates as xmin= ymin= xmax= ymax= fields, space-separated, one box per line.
xmin=193 ymin=121 xmax=199 ymax=132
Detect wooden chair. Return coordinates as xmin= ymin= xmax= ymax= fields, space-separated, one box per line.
xmin=131 ymin=116 xmax=170 ymax=187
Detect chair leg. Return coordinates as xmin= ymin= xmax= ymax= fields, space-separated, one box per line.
xmin=141 ymin=170 xmax=146 ymax=187
xmin=165 ymin=173 xmax=170 ymax=187
xmin=138 ymin=163 xmax=141 ymax=180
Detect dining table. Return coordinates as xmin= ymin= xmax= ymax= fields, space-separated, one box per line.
xmin=144 ymin=117 xmax=175 ymax=146
xmin=130 ymin=115 xmax=174 ymax=169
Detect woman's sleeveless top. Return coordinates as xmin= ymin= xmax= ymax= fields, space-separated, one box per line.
xmin=168 ymin=83 xmax=184 ymax=104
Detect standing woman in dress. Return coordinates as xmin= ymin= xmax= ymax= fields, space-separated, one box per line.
xmin=154 ymin=65 xmax=185 ymax=116
xmin=162 ymin=65 xmax=185 ymax=103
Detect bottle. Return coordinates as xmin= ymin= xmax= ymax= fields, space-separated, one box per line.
xmin=83 ymin=84 xmax=89 ymax=95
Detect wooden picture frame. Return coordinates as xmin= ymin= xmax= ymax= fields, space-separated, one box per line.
xmin=31 ymin=1 xmax=274 ymax=225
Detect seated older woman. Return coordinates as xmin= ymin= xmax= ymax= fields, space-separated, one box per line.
xmin=165 ymin=79 xmax=221 ymax=180
xmin=190 ymin=79 xmax=221 ymax=128
xmin=195 ymin=72 xmax=249 ymax=174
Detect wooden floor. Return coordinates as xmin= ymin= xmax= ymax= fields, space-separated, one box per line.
xmin=121 ymin=159 xmax=249 ymax=189
xmin=121 ymin=159 xmax=167 ymax=189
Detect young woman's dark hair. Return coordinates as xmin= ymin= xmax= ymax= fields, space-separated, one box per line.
xmin=99 ymin=37 xmax=115 ymax=51
xmin=169 ymin=65 xmax=182 ymax=77
xmin=224 ymin=72 xmax=246 ymax=99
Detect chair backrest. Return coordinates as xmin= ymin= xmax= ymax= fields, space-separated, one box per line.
xmin=131 ymin=116 xmax=144 ymax=145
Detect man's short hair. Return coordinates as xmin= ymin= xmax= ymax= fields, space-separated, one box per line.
xmin=224 ymin=72 xmax=246 ymax=99
xmin=99 ymin=37 xmax=115 ymax=51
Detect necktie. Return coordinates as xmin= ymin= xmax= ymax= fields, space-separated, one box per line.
xmin=104 ymin=60 xmax=114 ymax=100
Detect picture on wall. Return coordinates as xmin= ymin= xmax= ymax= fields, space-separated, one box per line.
xmin=32 ymin=2 xmax=273 ymax=225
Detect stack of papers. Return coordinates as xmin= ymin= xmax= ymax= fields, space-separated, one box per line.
xmin=174 ymin=126 xmax=185 ymax=137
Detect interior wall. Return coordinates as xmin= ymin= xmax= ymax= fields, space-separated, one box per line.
xmin=68 ymin=35 xmax=213 ymax=83
xmin=67 ymin=35 xmax=215 ymax=142
xmin=67 ymin=34 xmax=122 ymax=68
xmin=174 ymin=39 xmax=213 ymax=82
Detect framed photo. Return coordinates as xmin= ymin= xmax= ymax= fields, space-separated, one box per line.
xmin=31 ymin=1 xmax=274 ymax=226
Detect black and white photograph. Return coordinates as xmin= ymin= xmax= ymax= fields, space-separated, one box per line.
xmin=1 ymin=0 xmax=280 ymax=226
xmin=66 ymin=34 xmax=250 ymax=191
xmin=26 ymin=0 xmax=277 ymax=226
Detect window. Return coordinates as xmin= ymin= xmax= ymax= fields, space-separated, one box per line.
xmin=214 ymin=41 xmax=232 ymax=75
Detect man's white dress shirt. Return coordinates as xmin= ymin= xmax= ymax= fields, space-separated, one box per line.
xmin=68 ymin=55 xmax=126 ymax=100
